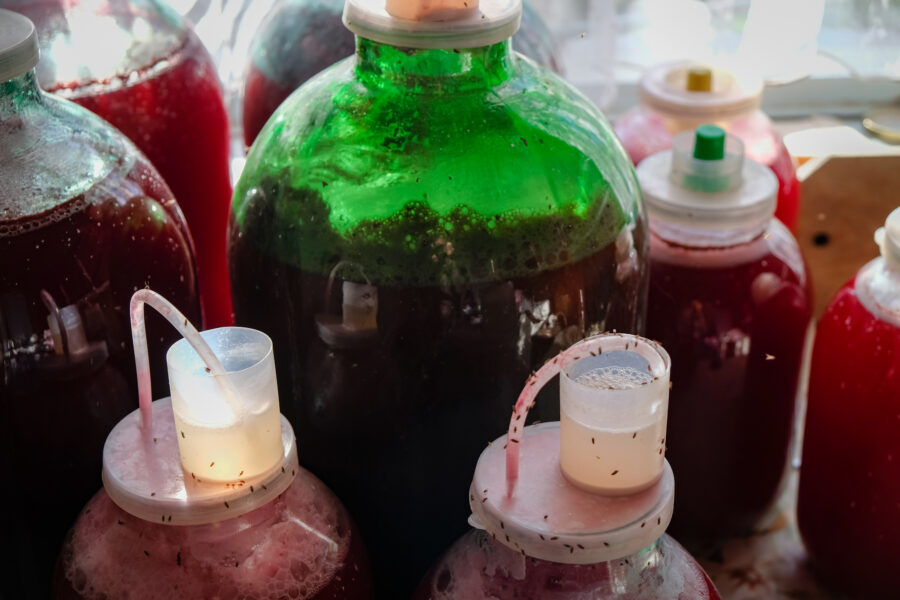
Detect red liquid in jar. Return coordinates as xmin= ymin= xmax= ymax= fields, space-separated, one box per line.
xmin=2 ymin=1 xmax=235 ymax=327
xmin=53 ymin=467 xmax=372 ymax=600
xmin=797 ymin=276 xmax=900 ymax=598
xmin=646 ymin=221 xmax=811 ymax=541
xmin=241 ymin=0 xmax=356 ymax=147
xmin=62 ymin=35 xmax=233 ymax=328
xmin=0 ymin=161 xmax=201 ymax=595
xmin=412 ymin=530 xmax=721 ymax=600
xmin=614 ymin=110 xmax=800 ymax=231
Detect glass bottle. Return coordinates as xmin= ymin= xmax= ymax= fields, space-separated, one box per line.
xmin=0 ymin=10 xmax=200 ymax=596
xmin=614 ymin=62 xmax=800 ymax=231
xmin=797 ymin=208 xmax=900 ymax=599
xmin=230 ymin=0 xmax=646 ymax=594
xmin=53 ymin=297 xmax=373 ymax=600
xmin=638 ymin=125 xmax=811 ymax=543
xmin=415 ymin=334 xmax=721 ymax=599
xmin=240 ymin=0 xmax=559 ymax=146
xmin=1 ymin=0 xmax=234 ymax=327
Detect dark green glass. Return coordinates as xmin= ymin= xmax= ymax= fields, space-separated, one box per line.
xmin=230 ymin=32 xmax=646 ymax=596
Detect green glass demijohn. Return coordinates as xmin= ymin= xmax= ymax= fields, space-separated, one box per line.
xmin=229 ymin=0 xmax=647 ymax=594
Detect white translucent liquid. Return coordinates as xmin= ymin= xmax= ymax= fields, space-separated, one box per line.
xmin=560 ymin=411 xmax=666 ymax=495
xmin=173 ymin=400 xmax=282 ymax=482
xmin=560 ymin=365 xmax=667 ymax=495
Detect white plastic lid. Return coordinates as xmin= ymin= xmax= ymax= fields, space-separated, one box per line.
xmin=641 ymin=61 xmax=763 ymax=122
xmin=102 ymin=398 xmax=298 ymax=526
xmin=0 ymin=9 xmax=38 ymax=83
xmin=875 ymin=207 xmax=900 ymax=270
xmin=469 ymin=423 xmax=675 ymax=564
xmin=343 ymin=0 xmax=521 ymax=49
xmin=637 ymin=126 xmax=777 ymax=246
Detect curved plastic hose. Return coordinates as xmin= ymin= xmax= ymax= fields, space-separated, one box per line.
xmin=130 ymin=289 xmax=227 ymax=434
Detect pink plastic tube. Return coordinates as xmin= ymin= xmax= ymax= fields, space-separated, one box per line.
xmin=129 ymin=289 xmax=227 ymax=435
xmin=505 ymin=334 xmax=662 ymax=496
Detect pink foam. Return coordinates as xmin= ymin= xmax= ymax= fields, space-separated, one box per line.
xmin=61 ymin=467 xmax=353 ymax=600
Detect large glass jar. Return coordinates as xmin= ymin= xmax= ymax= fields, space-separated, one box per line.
xmin=240 ymin=0 xmax=559 ymax=146
xmin=53 ymin=321 xmax=372 ymax=600
xmin=415 ymin=333 xmax=719 ymax=600
xmin=1 ymin=0 xmax=234 ymax=327
xmin=638 ymin=127 xmax=811 ymax=543
xmin=798 ymin=209 xmax=900 ymax=599
xmin=614 ymin=62 xmax=800 ymax=231
xmin=0 ymin=10 xmax=200 ymax=596
xmin=54 ymin=473 xmax=371 ymax=600
xmin=229 ymin=0 xmax=646 ymax=594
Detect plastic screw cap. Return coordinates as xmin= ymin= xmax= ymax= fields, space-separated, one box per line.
xmin=693 ymin=124 xmax=726 ymax=161
xmin=0 ymin=9 xmax=38 ymax=83
xmin=875 ymin=207 xmax=900 ymax=270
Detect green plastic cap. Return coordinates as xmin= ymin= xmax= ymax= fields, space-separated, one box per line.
xmin=693 ymin=124 xmax=726 ymax=161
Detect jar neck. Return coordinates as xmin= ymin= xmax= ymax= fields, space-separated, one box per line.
xmin=355 ymin=36 xmax=514 ymax=89
xmin=649 ymin=213 xmax=770 ymax=249
xmin=1 ymin=70 xmax=43 ymax=118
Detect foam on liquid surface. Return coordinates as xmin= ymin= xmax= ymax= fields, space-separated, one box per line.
xmin=61 ymin=468 xmax=353 ymax=600
xmin=574 ymin=365 xmax=653 ymax=390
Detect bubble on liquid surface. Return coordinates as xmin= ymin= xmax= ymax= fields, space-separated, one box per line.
xmin=575 ymin=366 xmax=652 ymax=390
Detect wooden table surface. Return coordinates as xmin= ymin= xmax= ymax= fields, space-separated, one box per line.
xmin=797 ymin=156 xmax=899 ymax=318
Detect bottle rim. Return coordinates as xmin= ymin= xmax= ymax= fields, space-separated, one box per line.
xmin=343 ymin=0 xmax=522 ymax=49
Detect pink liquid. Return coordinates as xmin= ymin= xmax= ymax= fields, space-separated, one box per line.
xmin=797 ymin=276 xmax=900 ymax=598
xmin=646 ymin=221 xmax=811 ymax=541
xmin=413 ymin=530 xmax=720 ymax=600
xmin=614 ymin=109 xmax=800 ymax=231
xmin=3 ymin=1 xmax=234 ymax=328
xmin=53 ymin=467 xmax=373 ymax=600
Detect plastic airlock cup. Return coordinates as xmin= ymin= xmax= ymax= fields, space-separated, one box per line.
xmin=414 ymin=333 xmax=721 ymax=599
xmin=559 ymin=335 xmax=670 ymax=495
xmin=167 ymin=328 xmax=283 ymax=484
xmin=53 ymin=291 xmax=372 ymax=600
